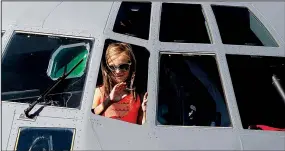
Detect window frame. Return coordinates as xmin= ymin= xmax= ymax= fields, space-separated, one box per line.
xmin=1 ymin=30 xmax=95 ymax=119
xmin=155 ymin=51 xmax=233 ymax=129
xmin=90 ymin=38 xmax=151 ymax=125
xmin=1 ymin=30 xmax=5 ymax=37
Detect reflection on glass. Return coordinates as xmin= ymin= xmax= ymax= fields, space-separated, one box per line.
xmin=15 ymin=127 xmax=75 ymax=151
xmin=226 ymin=55 xmax=285 ymax=130
xmin=212 ymin=5 xmax=278 ymax=47
xmin=114 ymin=2 xmax=151 ymax=40
xmin=158 ymin=54 xmax=231 ymax=127
xmin=1 ymin=33 xmax=93 ymax=109
xmin=159 ymin=3 xmax=211 ymax=43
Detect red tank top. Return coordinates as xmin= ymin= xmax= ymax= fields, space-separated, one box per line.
xmin=100 ymin=94 xmax=141 ymax=124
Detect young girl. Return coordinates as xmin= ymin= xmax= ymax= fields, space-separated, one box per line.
xmin=92 ymin=43 xmax=148 ymax=125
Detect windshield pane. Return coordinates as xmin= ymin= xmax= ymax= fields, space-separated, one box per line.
xmin=1 ymin=33 xmax=93 ymax=109
xmin=226 ymin=55 xmax=285 ymax=130
xmin=212 ymin=5 xmax=278 ymax=47
xmin=159 ymin=3 xmax=212 ymax=43
xmin=158 ymin=54 xmax=231 ymax=127
xmin=113 ymin=2 xmax=151 ymax=40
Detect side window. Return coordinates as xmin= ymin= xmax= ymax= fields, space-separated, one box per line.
xmin=226 ymin=55 xmax=285 ymax=131
xmin=15 ymin=127 xmax=75 ymax=151
xmin=212 ymin=5 xmax=278 ymax=47
xmin=92 ymin=39 xmax=150 ymax=125
xmin=113 ymin=2 xmax=151 ymax=40
xmin=157 ymin=53 xmax=231 ymax=127
xmin=1 ymin=33 xmax=93 ymax=109
xmin=159 ymin=3 xmax=212 ymax=43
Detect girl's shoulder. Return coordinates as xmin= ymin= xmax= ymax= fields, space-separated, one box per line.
xmin=95 ymin=85 xmax=105 ymax=98
xmin=97 ymin=85 xmax=104 ymax=91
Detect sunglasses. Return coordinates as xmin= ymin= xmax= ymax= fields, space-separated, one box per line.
xmin=108 ymin=63 xmax=131 ymax=71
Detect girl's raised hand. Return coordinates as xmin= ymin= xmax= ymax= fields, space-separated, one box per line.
xmin=109 ymin=82 xmax=127 ymax=102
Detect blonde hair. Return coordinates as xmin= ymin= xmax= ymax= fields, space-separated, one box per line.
xmin=101 ymin=42 xmax=137 ymax=100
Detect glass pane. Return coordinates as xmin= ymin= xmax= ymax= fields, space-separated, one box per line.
xmin=15 ymin=127 xmax=75 ymax=151
xmin=47 ymin=43 xmax=90 ymax=80
xmin=113 ymin=2 xmax=151 ymax=40
xmin=158 ymin=54 xmax=231 ymax=127
xmin=226 ymin=55 xmax=285 ymax=130
xmin=212 ymin=5 xmax=278 ymax=47
xmin=159 ymin=3 xmax=211 ymax=43
xmin=1 ymin=33 xmax=93 ymax=109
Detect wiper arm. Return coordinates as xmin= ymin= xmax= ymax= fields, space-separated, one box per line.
xmin=24 ymin=58 xmax=84 ymax=118
xmin=272 ymin=74 xmax=285 ymax=104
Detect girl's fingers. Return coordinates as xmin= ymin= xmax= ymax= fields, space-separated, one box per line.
xmin=115 ymin=82 xmax=123 ymax=88
xmin=143 ymin=92 xmax=148 ymax=100
xmin=114 ymin=82 xmax=127 ymax=92
xmin=142 ymin=100 xmax=147 ymax=107
xmin=143 ymin=99 xmax=148 ymax=104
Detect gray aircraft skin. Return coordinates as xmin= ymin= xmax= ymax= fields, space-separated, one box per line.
xmin=1 ymin=1 xmax=285 ymax=150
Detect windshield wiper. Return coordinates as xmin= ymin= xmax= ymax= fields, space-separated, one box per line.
xmin=24 ymin=58 xmax=84 ymax=118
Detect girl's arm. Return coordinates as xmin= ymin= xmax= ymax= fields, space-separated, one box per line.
xmin=138 ymin=92 xmax=148 ymax=124
xmin=92 ymin=88 xmax=113 ymax=115
xmin=137 ymin=108 xmax=146 ymax=125
xmin=92 ymin=83 xmax=128 ymax=115
xmin=141 ymin=111 xmax=146 ymax=124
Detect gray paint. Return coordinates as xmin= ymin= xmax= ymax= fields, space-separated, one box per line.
xmin=1 ymin=1 xmax=285 ymax=150
xmin=252 ymin=2 xmax=285 ymax=41
xmin=1 ymin=107 xmax=15 ymax=150
xmin=2 ymin=2 xmax=61 ymax=30
xmin=240 ymin=131 xmax=285 ymax=150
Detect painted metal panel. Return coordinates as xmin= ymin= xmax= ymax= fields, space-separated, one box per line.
xmin=2 ymin=2 xmax=61 ymax=30
xmin=153 ymin=126 xmax=241 ymax=150
xmin=90 ymin=115 xmax=161 ymax=150
xmin=252 ymin=2 xmax=285 ymax=41
xmin=42 ymin=2 xmax=113 ymax=36
xmin=1 ymin=105 xmax=15 ymax=150
xmin=240 ymin=131 xmax=285 ymax=150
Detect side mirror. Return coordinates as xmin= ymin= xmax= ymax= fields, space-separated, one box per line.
xmin=47 ymin=43 xmax=90 ymax=80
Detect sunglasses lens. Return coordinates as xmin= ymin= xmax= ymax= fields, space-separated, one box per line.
xmin=119 ymin=64 xmax=130 ymax=70
xmin=108 ymin=63 xmax=130 ymax=71
xmin=109 ymin=65 xmax=116 ymax=71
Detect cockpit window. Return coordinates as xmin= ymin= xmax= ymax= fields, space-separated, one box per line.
xmin=15 ymin=127 xmax=75 ymax=151
xmin=157 ymin=53 xmax=231 ymax=127
xmin=226 ymin=55 xmax=285 ymax=130
xmin=212 ymin=5 xmax=278 ymax=47
xmin=1 ymin=33 xmax=93 ymax=109
xmin=92 ymin=39 xmax=150 ymax=125
xmin=113 ymin=1 xmax=151 ymax=40
xmin=159 ymin=3 xmax=212 ymax=43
